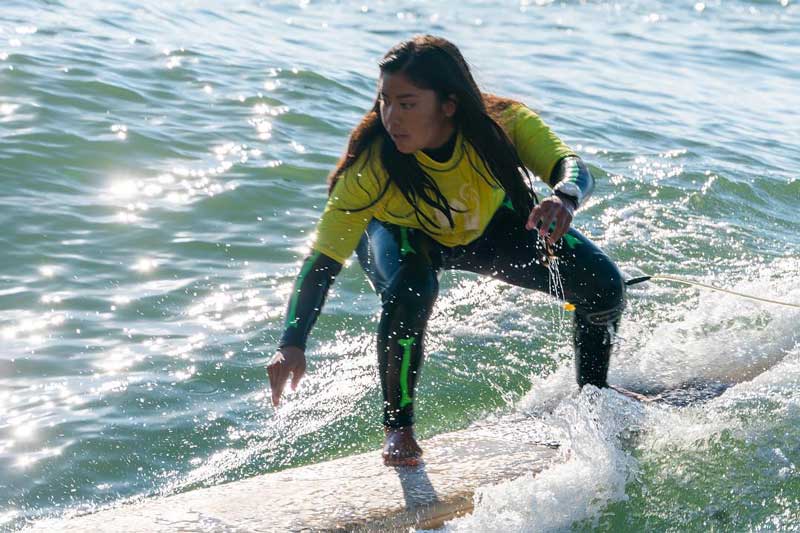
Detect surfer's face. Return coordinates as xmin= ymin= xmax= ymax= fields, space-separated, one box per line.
xmin=378 ymin=72 xmax=456 ymax=155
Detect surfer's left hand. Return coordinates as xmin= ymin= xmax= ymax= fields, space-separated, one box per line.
xmin=525 ymin=195 xmax=575 ymax=245
xmin=267 ymin=346 xmax=306 ymax=406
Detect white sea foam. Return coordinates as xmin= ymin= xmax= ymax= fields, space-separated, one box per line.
xmin=642 ymin=344 xmax=800 ymax=454
xmin=615 ymin=260 xmax=800 ymax=391
xmin=438 ymin=259 xmax=800 ymax=532
xmin=442 ymin=387 xmax=643 ymax=532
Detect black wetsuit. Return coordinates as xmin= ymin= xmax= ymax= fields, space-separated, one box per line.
xmin=279 ymin=140 xmax=624 ymax=429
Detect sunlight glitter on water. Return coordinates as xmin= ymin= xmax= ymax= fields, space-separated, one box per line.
xmin=186 ymin=285 xmax=279 ymax=333
xmin=94 ymin=348 xmax=145 ymax=374
xmin=110 ymin=124 xmax=128 ymax=140
xmin=103 ymin=152 xmax=245 ymax=213
xmin=250 ymin=103 xmax=288 ymax=140
xmin=2 ymin=312 xmax=66 ymax=345
xmin=0 ymin=103 xmax=19 ymax=117
xmin=132 ymin=258 xmax=158 ymax=272
xmin=38 ymin=266 xmax=56 ymax=278
xmin=108 ymin=179 xmax=139 ymax=199
xmin=2 ymin=0 xmax=798 ymax=529
xmin=14 ymin=446 xmax=66 ymax=470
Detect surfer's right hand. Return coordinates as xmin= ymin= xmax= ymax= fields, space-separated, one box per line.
xmin=267 ymin=346 xmax=306 ymax=406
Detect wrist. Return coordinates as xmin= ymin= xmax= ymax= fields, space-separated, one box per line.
xmin=279 ymin=344 xmax=305 ymax=355
xmin=554 ymin=191 xmax=578 ymax=212
xmin=552 ymin=179 xmax=583 ymax=209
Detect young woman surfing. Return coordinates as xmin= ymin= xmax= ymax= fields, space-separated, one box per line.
xmin=267 ymin=35 xmax=625 ymax=466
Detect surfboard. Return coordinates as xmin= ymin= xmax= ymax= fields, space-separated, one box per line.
xmin=612 ymin=379 xmax=732 ymax=407
xmin=24 ymin=417 xmax=560 ymax=532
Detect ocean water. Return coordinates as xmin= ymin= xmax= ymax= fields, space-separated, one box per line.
xmin=1 ymin=0 xmax=799 ymax=531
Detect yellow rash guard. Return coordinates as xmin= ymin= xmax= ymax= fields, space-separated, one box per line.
xmin=312 ymin=103 xmax=576 ymax=264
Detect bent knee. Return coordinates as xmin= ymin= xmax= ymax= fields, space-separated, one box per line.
xmin=577 ymin=267 xmax=626 ymax=322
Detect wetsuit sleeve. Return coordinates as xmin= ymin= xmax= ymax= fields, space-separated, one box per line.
xmin=549 ymin=155 xmax=595 ymax=208
xmin=279 ymin=142 xmax=386 ymax=350
xmin=502 ymin=104 xmax=576 ymax=185
xmin=279 ymin=251 xmax=342 ymax=350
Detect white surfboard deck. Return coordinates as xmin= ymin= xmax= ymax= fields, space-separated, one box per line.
xmin=25 ymin=417 xmax=560 ymax=532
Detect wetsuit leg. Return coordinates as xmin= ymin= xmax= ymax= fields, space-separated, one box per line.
xmin=356 ymin=220 xmax=442 ymax=428
xmin=450 ymin=205 xmax=625 ymax=388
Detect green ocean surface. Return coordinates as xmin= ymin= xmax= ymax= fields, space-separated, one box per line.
xmin=1 ymin=1 xmax=798 ymax=531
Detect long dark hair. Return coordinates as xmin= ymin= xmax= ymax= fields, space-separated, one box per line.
xmin=327 ymin=35 xmax=536 ymax=231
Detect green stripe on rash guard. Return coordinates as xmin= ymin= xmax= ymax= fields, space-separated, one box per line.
xmin=399 ymin=227 xmax=416 ymax=256
xmin=285 ymin=251 xmax=320 ymax=329
xmin=398 ymin=336 xmax=416 ymax=408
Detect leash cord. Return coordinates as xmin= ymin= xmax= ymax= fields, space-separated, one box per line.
xmin=625 ymin=275 xmax=800 ymax=309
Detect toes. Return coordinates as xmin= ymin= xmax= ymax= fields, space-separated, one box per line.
xmin=382 ymin=449 xmax=421 ymax=467
xmin=383 ymin=456 xmax=420 ymax=467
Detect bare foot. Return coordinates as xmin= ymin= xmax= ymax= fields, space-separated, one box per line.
xmin=610 ymin=385 xmax=654 ymax=403
xmin=382 ymin=426 xmax=423 ymax=467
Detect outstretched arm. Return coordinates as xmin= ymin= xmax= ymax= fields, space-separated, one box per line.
xmin=268 ymin=251 xmax=342 ymax=406
xmin=279 ymin=251 xmax=342 ymax=350
xmin=267 ymin=141 xmax=384 ymax=405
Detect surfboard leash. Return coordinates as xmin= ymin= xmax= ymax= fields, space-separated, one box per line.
xmin=624 ymin=274 xmax=800 ymax=309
